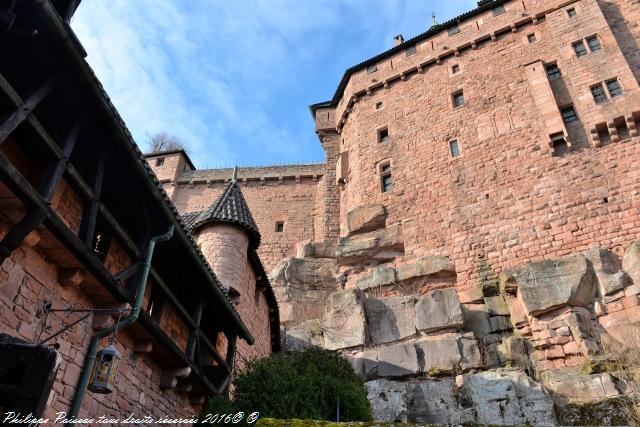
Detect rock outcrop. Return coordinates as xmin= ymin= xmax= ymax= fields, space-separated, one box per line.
xmin=322 ymin=289 xmax=367 ymax=350
xmin=335 ymin=224 xmax=404 ymax=266
xmin=347 ymin=204 xmax=386 ymax=235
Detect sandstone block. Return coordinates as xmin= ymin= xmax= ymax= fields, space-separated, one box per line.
xmin=270 ymin=257 xmax=337 ymax=289
xmin=395 ymin=256 xmax=455 ymax=282
xmin=415 ymin=336 xmax=461 ymax=374
xmin=484 ymin=295 xmax=509 ymax=316
xmin=489 ymin=315 xmax=513 ymax=333
xmin=296 ymin=240 xmax=338 ymax=259
xmin=458 ymin=286 xmax=484 ymax=304
xmin=322 ymin=289 xmax=367 ymax=350
xmin=365 ymin=295 xmax=416 ymax=345
xmin=366 ymin=379 xmax=408 ymax=422
xmin=500 ymin=254 xmax=596 ymax=316
xmin=462 ymin=303 xmax=492 ymax=338
xmin=623 ymin=240 xmax=640 ymax=285
xmin=284 ymin=319 xmax=324 ymax=352
xmin=356 ymin=266 xmax=396 ymax=291
xmin=407 ymin=379 xmax=474 ymax=425
xmin=583 ymin=247 xmax=627 ymax=296
xmin=544 ymin=369 xmax=620 ymax=401
xmin=377 ymin=341 xmax=420 ymax=378
xmin=335 ymin=224 xmax=404 ymax=266
xmin=347 ymin=204 xmax=386 ymax=235
xmin=415 ymin=288 xmax=463 ymax=333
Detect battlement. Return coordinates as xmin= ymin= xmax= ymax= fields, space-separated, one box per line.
xmin=178 ymin=163 xmax=326 ymax=184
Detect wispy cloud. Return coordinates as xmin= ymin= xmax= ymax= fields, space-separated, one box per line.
xmin=72 ymin=0 xmax=477 ymax=168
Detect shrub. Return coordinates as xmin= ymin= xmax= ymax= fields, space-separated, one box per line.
xmin=201 ymin=348 xmax=372 ymax=423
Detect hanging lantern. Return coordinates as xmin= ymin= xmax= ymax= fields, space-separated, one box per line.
xmin=88 ymin=344 xmax=121 ymax=394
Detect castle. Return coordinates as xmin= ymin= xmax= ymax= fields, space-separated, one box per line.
xmin=1 ymin=0 xmax=640 ymax=424
xmin=146 ymin=0 xmax=640 ymax=423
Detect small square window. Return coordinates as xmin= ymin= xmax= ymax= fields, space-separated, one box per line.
xmin=586 ymin=35 xmax=601 ymax=52
xmin=566 ymin=7 xmax=577 ymax=17
xmin=591 ymin=83 xmax=608 ymax=103
xmin=275 ymin=221 xmax=284 ymax=233
xmin=452 ymin=64 xmax=460 ymax=74
xmin=492 ymin=5 xmax=505 ymax=16
xmin=452 ymin=90 xmax=465 ymax=108
xmin=448 ymin=25 xmax=460 ymax=36
xmin=380 ymin=164 xmax=392 ymax=193
xmin=573 ymin=41 xmax=587 ymax=57
xmin=527 ymin=33 xmax=537 ymax=44
xmin=606 ymin=79 xmax=623 ymax=97
xmin=560 ymin=105 xmax=578 ymax=123
xmin=155 ymin=157 xmax=165 ymax=166
xmin=546 ymin=63 xmax=561 ymax=80
xmin=367 ymin=64 xmax=377 ymax=74
xmin=375 ymin=101 xmax=383 ymax=110
xmin=405 ymin=45 xmax=417 ymax=56
xmin=449 ymin=139 xmax=461 ymax=157
xmin=377 ymin=127 xmax=389 ymax=143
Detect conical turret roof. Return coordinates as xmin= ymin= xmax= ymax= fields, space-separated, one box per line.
xmin=186 ymin=175 xmax=261 ymax=249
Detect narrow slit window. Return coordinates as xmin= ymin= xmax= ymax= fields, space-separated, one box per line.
xmin=452 ymin=90 xmax=465 ymax=108
xmin=492 ymin=5 xmax=505 ymax=16
xmin=405 ymin=46 xmax=417 ymax=56
xmin=527 ymin=33 xmax=537 ymax=44
xmin=573 ymin=41 xmax=587 ymax=57
xmin=586 ymin=35 xmax=601 ymax=52
xmin=566 ymin=7 xmax=577 ymax=18
xmin=275 ymin=221 xmax=284 ymax=233
xmin=561 ymin=105 xmax=578 ymax=123
xmin=606 ymin=79 xmax=623 ymax=97
xmin=377 ymin=127 xmax=389 ymax=143
xmin=367 ymin=64 xmax=377 ymax=74
xmin=591 ymin=83 xmax=608 ymax=104
xmin=380 ymin=163 xmax=392 ymax=193
xmin=448 ymin=25 xmax=460 ymax=36
xmin=546 ymin=63 xmax=561 ymax=80
xmin=155 ymin=157 xmax=165 ymax=166
xmin=449 ymin=139 xmax=461 ymax=157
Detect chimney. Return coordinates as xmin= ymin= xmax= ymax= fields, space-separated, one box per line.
xmin=394 ymin=34 xmax=404 ymax=46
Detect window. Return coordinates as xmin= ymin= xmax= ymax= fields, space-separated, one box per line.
xmin=586 ymin=35 xmax=601 ymax=52
xmin=452 ymin=64 xmax=460 ymax=74
xmin=275 ymin=221 xmax=284 ymax=233
xmin=573 ymin=40 xmax=587 ymax=57
xmin=560 ymin=105 xmax=578 ymax=123
xmin=566 ymin=7 xmax=577 ymax=17
xmin=546 ymin=63 xmax=561 ymax=80
xmin=492 ymin=5 xmax=505 ymax=16
xmin=606 ymin=79 xmax=623 ymax=97
xmin=405 ymin=45 xmax=417 ymax=56
xmin=375 ymin=101 xmax=383 ymax=110
xmin=449 ymin=139 xmax=461 ymax=157
xmin=452 ymin=90 xmax=465 ymax=108
xmin=448 ymin=25 xmax=460 ymax=36
xmin=155 ymin=157 xmax=165 ymax=166
xmin=377 ymin=127 xmax=389 ymax=143
xmin=527 ymin=33 xmax=537 ymax=44
xmin=380 ymin=163 xmax=392 ymax=193
xmin=591 ymin=83 xmax=608 ymax=103
xmin=367 ymin=64 xmax=377 ymax=74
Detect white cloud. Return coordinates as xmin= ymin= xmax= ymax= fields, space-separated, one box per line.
xmin=72 ymin=0 xmax=478 ymax=167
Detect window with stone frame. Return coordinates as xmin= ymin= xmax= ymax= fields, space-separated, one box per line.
xmin=275 ymin=221 xmax=284 ymax=233
xmin=155 ymin=157 xmax=165 ymax=166
xmin=527 ymin=33 xmax=537 ymax=44
xmin=591 ymin=83 xmax=608 ymax=104
xmin=546 ymin=63 xmax=561 ymax=80
xmin=606 ymin=79 xmax=623 ymax=98
xmin=560 ymin=105 xmax=578 ymax=123
xmin=449 ymin=139 xmax=461 ymax=158
xmin=586 ymin=35 xmax=601 ymax=52
xmin=377 ymin=127 xmax=389 ymax=143
xmin=572 ymin=40 xmax=587 ymax=57
xmin=452 ymin=90 xmax=465 ymax=108
xmin=380 ymin=163 xmax=392 ymax=193
xmin=566 ymin=7 xmax=577 ymax=18
xmin=452 ymin=64 xmax=461 ymax=74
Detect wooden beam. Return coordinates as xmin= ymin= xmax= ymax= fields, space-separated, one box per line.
xmin=0 ymin=209 xmax=47 ymax=263
xmin=186 ymin=300 xmax=204 ymax=361
xmin=78 ymin=152 xmax=105 ymax=247
xmin=39 ymin=116 xmax=83 ymax=201
xmin=0 ymin=78 xmax=57 ymax=143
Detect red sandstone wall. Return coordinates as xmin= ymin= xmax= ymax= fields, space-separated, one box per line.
xmin=325 ymin=0 xmax=640 ymax=290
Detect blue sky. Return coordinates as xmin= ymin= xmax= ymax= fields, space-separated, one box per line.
xmin=72 ymin=0 xmax=478 ymax=169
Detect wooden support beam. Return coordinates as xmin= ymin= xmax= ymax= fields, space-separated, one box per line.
xmin=0 ymin=209 xmax=46 ymax=264
xmin=58 ymin=268 xmax=84 ymax=287
xmin=133 ymin=341 xmax=153 ymax=354
xmin=0 ymin=78 xmax=56 ymax=143
xmin=78 ymin=153 xmax=105 ymax=247
xmin=39 ymin=116 xmax=83 ymax=202
xmin=186 ymin=300 xmax=204 ymax=361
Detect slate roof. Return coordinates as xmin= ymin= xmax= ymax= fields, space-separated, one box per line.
xmin=309 ymin=0 xmax=509 ymax=114
xmin=186 ymin=179 xmax=261 ymax=249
